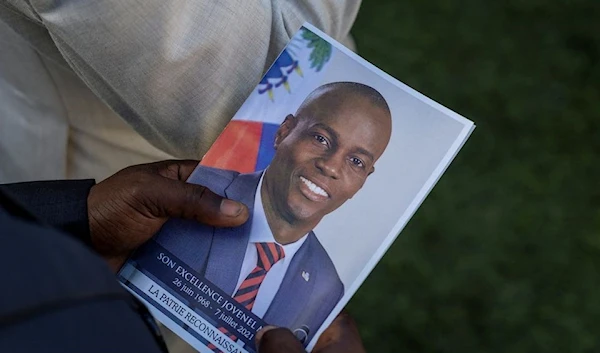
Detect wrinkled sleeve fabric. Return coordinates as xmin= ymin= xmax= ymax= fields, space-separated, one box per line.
xmin=2 ymin=0 xmax=360 ymax=158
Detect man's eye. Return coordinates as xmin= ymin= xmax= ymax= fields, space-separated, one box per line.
xmin=350 ymin=157 xmax=364 ymax=168
xmin=313 ymin=134 xmax=328 ymax=145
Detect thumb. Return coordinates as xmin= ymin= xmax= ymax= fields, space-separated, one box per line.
xmin=154 ymin=178 xmax=249 ymax=227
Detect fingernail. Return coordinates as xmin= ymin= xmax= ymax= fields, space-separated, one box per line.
xmin=220 ymin=199 xmax=242 ymax=216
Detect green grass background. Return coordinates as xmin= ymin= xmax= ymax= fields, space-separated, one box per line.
xmin=347 ymin=1 xmax=600 ymax=352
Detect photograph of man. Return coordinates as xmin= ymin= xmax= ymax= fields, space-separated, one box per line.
xmin=154 ymin=81 xmax=392 ymax=342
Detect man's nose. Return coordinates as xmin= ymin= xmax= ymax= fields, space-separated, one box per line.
xmin=315 ymin=153 xmax=342 ymax=179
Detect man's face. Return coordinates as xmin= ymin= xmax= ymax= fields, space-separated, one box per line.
xmin=266 ymin=94 xmax=391 ymax=224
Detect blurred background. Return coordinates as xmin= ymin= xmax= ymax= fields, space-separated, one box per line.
xmin=347 ymin=1 xmax=600 ymax=352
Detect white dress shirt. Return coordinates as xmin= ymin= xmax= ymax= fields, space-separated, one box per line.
xmin=234 ymin=175 xmax=307 ymax=318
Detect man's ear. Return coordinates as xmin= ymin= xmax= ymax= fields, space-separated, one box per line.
xmin=274 ymin=114 xmax=297 ymax=150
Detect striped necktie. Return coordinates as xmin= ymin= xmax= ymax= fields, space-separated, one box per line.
xmin=208 ymin=242 xmax=285 ymax=352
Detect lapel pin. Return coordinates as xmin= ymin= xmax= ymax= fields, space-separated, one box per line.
xmin=302 ymin=271 xmax=310 ymax=282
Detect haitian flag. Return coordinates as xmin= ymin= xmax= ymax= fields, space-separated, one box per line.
xmin=201 ymin=28 xmax=334 ymax=173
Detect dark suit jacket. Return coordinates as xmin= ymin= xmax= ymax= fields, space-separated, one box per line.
xmin=153 ymin=165 xmax=344 ymax=344
xmin=0 ymin=181 xmax=165 ymax=353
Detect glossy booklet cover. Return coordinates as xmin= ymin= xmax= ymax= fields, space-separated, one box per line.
xmin=118 ymin=23 xmax=475 ymax=353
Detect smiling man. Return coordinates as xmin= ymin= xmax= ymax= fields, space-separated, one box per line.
xmin=152 ymin=81 xmax=392 ymax=345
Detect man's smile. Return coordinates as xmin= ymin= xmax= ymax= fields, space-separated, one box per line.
xmin=299 ymin=176 xmax=330 ymax=201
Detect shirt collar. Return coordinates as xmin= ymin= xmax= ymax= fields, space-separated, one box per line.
xmin=249 ymin=172 xmax=307 ymax=257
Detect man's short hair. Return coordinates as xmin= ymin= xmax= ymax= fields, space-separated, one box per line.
xmin=297 ymin=81 xmax=390 ymax=117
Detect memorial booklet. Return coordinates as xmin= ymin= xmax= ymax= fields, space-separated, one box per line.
xmin=118 ymin=23 xmax=475 ymax=353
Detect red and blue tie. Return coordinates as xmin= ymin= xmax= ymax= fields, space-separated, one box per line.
xmin=208 ymin=242 xmax=285 ymax=352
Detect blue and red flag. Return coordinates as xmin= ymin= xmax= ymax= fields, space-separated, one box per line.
xmin=201 ymin=27 xmax=334 ymax=173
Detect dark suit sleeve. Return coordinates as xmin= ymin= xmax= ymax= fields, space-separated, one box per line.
xmin=0 ymin=179 xmax=95 ymax=246
xmin=0 ymin=207 xmax=165 ymax=353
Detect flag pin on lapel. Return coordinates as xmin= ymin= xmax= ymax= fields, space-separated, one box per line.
xmin=302 ymin=271 xmax=310 ymax=282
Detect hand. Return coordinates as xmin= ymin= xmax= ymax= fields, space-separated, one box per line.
xmin=256 ymin=311 xmax=365 ymax=353
xmin=87 ymin=160 xmax=249 ymax=271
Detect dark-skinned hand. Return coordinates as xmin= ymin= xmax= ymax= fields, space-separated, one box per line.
xmin=88 ymin=160 xmax=365 ymax=353
xmin=87 ymin=160 xmax=249 ymax=271
xmin=256 ymin=311 xmax=366 ymax=353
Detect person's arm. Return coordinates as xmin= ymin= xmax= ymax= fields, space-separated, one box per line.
xmin=0 ymin=160 xmax=249 ymax=352
xmin=3 ymin=0 xmax=360 ymax=158
xmin=0 ymin=209 xmax=168 ymax=353
xmin=2 ymin=160 xmax=250 ymax=271
xmin=0 ymin=160 xmax=366 ymax=352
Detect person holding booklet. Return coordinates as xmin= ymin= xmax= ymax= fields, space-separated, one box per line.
xmin=153 ymin=81 xmax=392 ymax=344
xmin=0 ymin=159 xmax=365 ymax=353
xmin=1 ymin=2 xmax=476 ymax=351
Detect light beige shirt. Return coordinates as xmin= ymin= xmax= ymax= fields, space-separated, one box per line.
xmin=0 ymin=0 xmax=359 ymax=182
